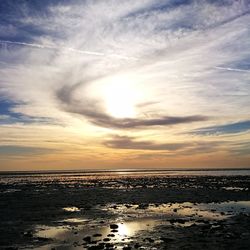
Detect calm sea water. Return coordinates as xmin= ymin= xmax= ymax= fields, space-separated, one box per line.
xmin=0 ymin=169 xmax=250 ymax=185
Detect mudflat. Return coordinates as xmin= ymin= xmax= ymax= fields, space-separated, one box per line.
xmin=1 ymin=172 xmax=250 ymax=250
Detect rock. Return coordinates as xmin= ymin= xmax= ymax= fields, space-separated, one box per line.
xmin=125 ymin=204 xmax=132 ymax=208
xmin=98 ymin=243 xmax=105 ymax=248
xmin=123 ymin=247 xmax=132 ymax=250
xmin=88 ymin=245 xmax=104 ymax=250
xmin=103 ymin=237 xmax=110 ymax=242
xmin=134 ymin=243 xmax=141 ymax=248
xmin=160 ymin=237 xmax=174 ymax=243
xmin=93 ymin=233 xmax=102 ymax=237
xmin=110 ymin=224 xmax=119 ymax=229
xmin=144 ymin=237 xmax=154 ymax=243
xmin=83 ymin=236 xmax=91 ymax=243
xmin=137 ymin=203 xmax=149 ymax=209
xmin=105 ymin=243 xmax=114 ymax=248
xmin=107 ymin=234 xmax=115 ymax=237
xmin=23 ymin=231 xmax=33 ymax=238
xmin=111 ymin=229 xmax=118 ymax=233
xmin=36 ymin=237 xmax=50 ymax=242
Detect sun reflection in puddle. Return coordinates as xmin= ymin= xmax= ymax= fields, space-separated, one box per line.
xmin=34 ymin=218 xmax=158 ymax=250
xmin=116 ymin=219 xmax=158 ymax=237
xmin=33 ymin=201 xmax=250 ymax=250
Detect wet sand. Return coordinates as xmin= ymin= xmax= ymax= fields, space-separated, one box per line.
xmin=0 ymin=173 xmax=250 ymax=249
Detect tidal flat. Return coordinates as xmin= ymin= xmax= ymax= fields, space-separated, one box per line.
xmin=0 ymin=170 xmax=250 ymax=250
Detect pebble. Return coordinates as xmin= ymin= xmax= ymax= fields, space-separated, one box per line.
xmin=144 ymin=237 xmax=154 ymax=243
xmin=134 ymin=243 xmax=141 ymax=248
xmin=123 ymin=246 xmax=132 ymax=250
xmin=110 ymin=224 xmax=119 ymax=229
xmin=93 ymin=233 xmax=102 ymax=237
xmin=83 ymin=236 xmax=91 ymax=243
xmin=103 ymin=237 xmax=110 ymax=242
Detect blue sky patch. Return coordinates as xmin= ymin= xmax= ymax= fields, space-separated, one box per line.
xmin=0 ymin=145 xmax=55 ymax=156
xmin=193 ymin=120 xmax=250 ymax=135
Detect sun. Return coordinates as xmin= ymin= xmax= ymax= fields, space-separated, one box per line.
xmin=103 ymin=80 xmax=138 ymax=119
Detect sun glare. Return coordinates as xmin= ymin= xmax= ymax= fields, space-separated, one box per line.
xmin=117 ymin=223 xmax=130 ymax=236
xmin=103 ymin=80 xmax=139 ymax=118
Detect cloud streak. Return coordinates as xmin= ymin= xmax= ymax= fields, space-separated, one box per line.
xmin=215 ymin=66 xmax=250 ymax=73
xmin=104 ymin=135 xmax=191 ymax=151
xmin=192 ymin=120 xmax=250 ymax=135
xmin=0 ymin=40 xmax=137 ymax=60
xmin=56 ymin=84 xmax=208 ymax=129
xmin=104 ymin=135 xmax=223 ymax=155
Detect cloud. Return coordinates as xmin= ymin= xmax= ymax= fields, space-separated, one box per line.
xmin=85 ymin=114 xmax=208 ymax=129
xmin=56 ymin=84 xmax=208 ymax=129
xmin=215 ymin=66 xmax=250 ymax=73
xmin=104 ymin=135 xmax=191 ymax=151
xmin=192 ymin=120 xmax=250 ymax=135
xmin=103 ymin=135 xmax=222 ymax=154
xmin=0 ymin=40 xmax=138 ymax=60
xmin=1 ymin=0 xmax=250 ymax=126
xmin=229 ymin=142 xmax=250 ymax=156
xmin=0 ymin=0 xmax=250 ymax=168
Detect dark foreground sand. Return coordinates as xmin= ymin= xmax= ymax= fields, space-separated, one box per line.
xmin=0 ymin=174 xmax=250 ymax=249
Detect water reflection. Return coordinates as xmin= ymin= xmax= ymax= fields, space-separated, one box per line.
xmin=33 ymin=201 xmax=250 ymax=250
xmin=106 ymin=201 xmax=250 ymax=221
xmin=34 ymin=218 xmax=158 ymax=250
xmin=62 ymin=218 xmax=88 ymax=223
xmin=63 ymin=207 xmax=80 ymax=212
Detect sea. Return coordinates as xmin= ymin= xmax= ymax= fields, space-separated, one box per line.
xmin=0 ymin=168 xmax=250 ymax=185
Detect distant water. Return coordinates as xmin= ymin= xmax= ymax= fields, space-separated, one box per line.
xmin=0 ymin=169 xmax=250 ymax=185
xmin=1 ymin=168 xmax=250 ymax=176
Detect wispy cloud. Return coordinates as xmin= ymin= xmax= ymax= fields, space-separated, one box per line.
xmin=0 ymin=0 xmax=250 ymax=168
xmin=215 ymin=66 xmax=250 ymax=73
xmin=104 ymin=135 xmax=191 ymax=151
xmin=104 ymin=135 xmax=223 ymax=155
xmin=0 ymin=40 xmax=138 ymax=60
xmin=192 ymin=120 xmax=250 ymax=135
xmin=56 ymin=84 xmax=208 ymax=129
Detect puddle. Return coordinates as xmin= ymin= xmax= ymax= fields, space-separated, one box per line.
xmin=32 ymin=201 xmax=250 ymax=250
xmin=222 ymin=187 xmax=248 ymax=191
xmin=198 ymin=201 xmax=250 ymax=214
xmin=62 ymin=218 xmax=89 ymax=223
xmin=34 ymin=218 xmax=159 ymax=250
xmin=62 ymin=207 xmax=80 ymax=212
xmin=106 ymin=201 xmax=250 ymax=220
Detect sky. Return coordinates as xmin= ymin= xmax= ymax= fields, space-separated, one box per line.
xmin=0 ymin=0 xmax=250 ymax=171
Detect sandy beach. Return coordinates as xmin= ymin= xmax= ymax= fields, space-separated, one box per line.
xmin=0 ymin=170 xmax=250 ymax=250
